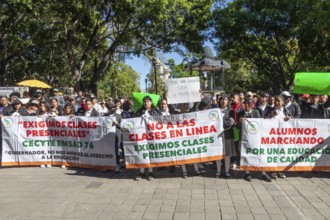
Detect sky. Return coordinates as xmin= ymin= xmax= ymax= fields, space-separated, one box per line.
xmin=125 ymin=42 xmax=216 ymax=91
xmin=124 ymin=52 xmax=184 ymax=92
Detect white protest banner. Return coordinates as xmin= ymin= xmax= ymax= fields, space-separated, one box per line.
xmin=1 ymin=116 xmax=116 ymax=169
xmin=0 ymin=86 xmax=29 ymax=98
xmin=121 ymin=109 xmax=224 ymax=169
xmin=240 ymin=118 xmax=330 ymax=171
xmin=165 ymin=77 xmax=200 ymax=104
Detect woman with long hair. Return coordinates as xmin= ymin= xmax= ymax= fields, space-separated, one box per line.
xmin=134 ymin=96 xmax=161 ymax=181
xmin=216 ymin=95 xmax=235 ymax=178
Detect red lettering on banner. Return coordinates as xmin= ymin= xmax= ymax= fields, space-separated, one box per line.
xmin=269 ymin=128 xmax=318 ymax=135
xmin=166 ymin=122 xmax=174 ymax=129
xmin=261 ymin=137 xmax=324 ymax=145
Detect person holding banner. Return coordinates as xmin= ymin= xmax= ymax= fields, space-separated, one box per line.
xmin=50 ymin=98 xmax=63 ymax=116
xmin=134 ymin=95 xmax=161 ymax=181
xmin=4 ymin=99 xmax=29 ymax=116
xmin=176 ymin=102 xmax=202 ymax=177
xmin=238 ymin=98 xmax=272 ymax=182
xmin=110 ymin=99 xmax=123 ymax=173
xmin=230 ymin=93 xmax=245 ymax=169
xmin=216 ymin=95 xmax=235 ymax=178
xmin=268 ymin=95 xmax=291 ymax=179
xmin=38 ymin=101 xmax=51 ymax=116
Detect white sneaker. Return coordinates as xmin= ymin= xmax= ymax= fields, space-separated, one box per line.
xmin=46 ymin=164 xmax=52 ymax=168
xmin=61 ymin=165 xmax=66 ymax=169
xmin=230 ymin=163 xmax=237 ymax=170
xmin=40 ymin=165 xmax=46 ymax=168
xmin=115 ymin=166 xmax=120 ymax=173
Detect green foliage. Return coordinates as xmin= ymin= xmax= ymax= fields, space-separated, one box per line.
xmin=211 ymin=0 xmax=330 ymax=94
xmin=98 ymin=62 xmax=141 ymax=99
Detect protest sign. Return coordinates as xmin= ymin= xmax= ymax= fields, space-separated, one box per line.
xmin=132 ymin=92 xmax=160 ymax=113
xmin=240 ymin=118 xmax=330 ymax=171
xmin=121 ymin=109 xmax=224 ymax=168
xmin=165 ymin=77 xmax=201 ymax=104
xmin=293 ymin=72 xmax=330 ymax=95
xmin=1 ymin=116 xmax=116 ymax=169
xmin=0 ymin=86 xmax=29 ymax=98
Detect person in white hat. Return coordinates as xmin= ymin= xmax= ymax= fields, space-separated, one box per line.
xmin=281 ymin=91 xmax=301 ymax=118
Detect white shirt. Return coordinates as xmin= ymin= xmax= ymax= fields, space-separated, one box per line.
xmin=85 ymin=110 xmax=92 ymax=117
xmin=274 ymin=107 xmax=286 ymax=119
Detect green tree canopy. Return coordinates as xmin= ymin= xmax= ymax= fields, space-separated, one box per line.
xmin=211 ymin=0 xmax=330 ymax=93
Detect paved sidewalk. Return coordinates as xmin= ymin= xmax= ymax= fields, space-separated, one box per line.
xmin=0 ymin=165 xmax=329 ymax=220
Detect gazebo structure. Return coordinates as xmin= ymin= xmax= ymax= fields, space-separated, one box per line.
xmin=185 ymin=46 xmax=230 ymax=92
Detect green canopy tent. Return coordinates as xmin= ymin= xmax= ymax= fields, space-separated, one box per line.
xmin=293 ymin=72 xmax=330 ymax=95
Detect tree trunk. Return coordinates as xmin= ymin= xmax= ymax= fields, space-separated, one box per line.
xmin=73 ymin=68 xmax=82 ymax=92
xmin=0 ymin=59 xmax=6 ymax=86
xmin=90 ymin=79 xmax=99 ymax=97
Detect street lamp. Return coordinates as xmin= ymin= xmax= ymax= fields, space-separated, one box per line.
xmin=152 ymin=57 xmax=158 ymax=94
xmin=221 ymin=60 xmax=225 ymax=91
xmin=145 ymin=78 xmax=148 ymax=93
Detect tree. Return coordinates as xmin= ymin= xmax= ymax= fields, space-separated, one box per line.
xmin=0 ymin=0 xmax=33 ymax=85
xmin=61 ymin=0 xmax=214 ymax=94
xmin=211 ymin=0 xmax=330 ymax=94
xmin=98 ymin=62 xmax=140 ymax=98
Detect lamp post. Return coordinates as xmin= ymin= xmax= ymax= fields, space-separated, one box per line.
xmin=145 ymin=78 xmax=148 ymax=93
xmin=221 ymin=60 xmax=225 ymax=91
xmin=152 ymin=57 xmax=158 ymax=94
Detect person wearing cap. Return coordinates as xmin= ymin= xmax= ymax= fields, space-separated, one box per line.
xmin=69 ymin=97 xmax=79 ymax=114
xmin=4 ymin=99 xmax=29 ymax=116
xmin=50 ymin=89 xmax=65 ymax=107
xmin=281 ymin=91 xmax=301 ymax=118
xmin=27 ymin=99 xmax=40 ymax=116
xmin=238 ymin=98 xmax=272 ymax=182
xmin=257 ymin=92 xmax=272 ymax=118
xmin=210 ymin=96 xmax=219 ymax=108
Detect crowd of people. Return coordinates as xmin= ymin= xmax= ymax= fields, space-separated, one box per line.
xmin=0 ymin=88 xmax=329 ymax=181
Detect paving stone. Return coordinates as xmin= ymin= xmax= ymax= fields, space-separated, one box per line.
xmin=158 ymin=211 xmax=174 ymax=220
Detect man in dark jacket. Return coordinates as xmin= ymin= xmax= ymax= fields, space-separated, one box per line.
xmin=257 ymin=92 xmax=272 ymax=118
xmin=83 ymin=99 xmax=99 ymax=116
xmin=281 ymin=91 xmax=301 ymax=118
xmin=4 ymin=99 xmax=29 ymax=116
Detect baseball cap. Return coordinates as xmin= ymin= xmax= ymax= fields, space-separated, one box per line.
xmin=281 ymin=91 xmax=291 ymax=97
xmin=245 ymin=91 xmax=253 ymax=97
xmin=30 ymin=100 xmax=39 ymax=106
xmin=12 ymin=99 xmax=22 ymax=105
xmin=36 ymin=89 xmax=42 ymax=93
xmin=53 ymin=89 xmax=59 ymax=92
